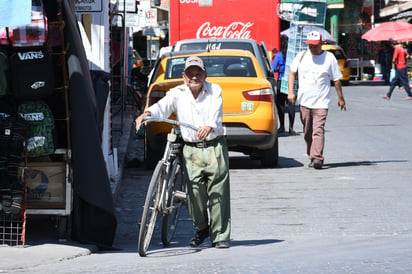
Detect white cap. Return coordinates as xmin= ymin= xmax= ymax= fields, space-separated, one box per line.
xmin=184 ymin=56 xmax=205 ymax=71
xmin=306 ymin=31 xmax=322 ymax=45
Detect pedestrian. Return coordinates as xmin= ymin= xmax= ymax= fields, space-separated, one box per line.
xmin=287 ymin=31 xmax=346 ymax=169
xmin=134 ymin=56 xmax=231 ymax=248
xmin=271 ymin=48 xmax=279 ymax=80
xmin=382 ymin=40 xmax=412 ymax=100
xmin=273 ymin=37 xmax=296 ymax=134
xmin=379 ymin=42 xmax=392 ymax=85
xmin=271 ymin=48 xmax=278 ymax=62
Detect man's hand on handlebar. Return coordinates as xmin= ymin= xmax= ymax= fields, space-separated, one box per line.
xmin=135 ymin=111 xmax=151 ymax=132
xmin=197 ymin=126 xmax=212 ymax=141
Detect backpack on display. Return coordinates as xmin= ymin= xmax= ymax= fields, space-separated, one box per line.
xmin=18 ymin=100 xmax=55 ymax=157
xmin=0 ymin=97 xmax=19 ymax=161
xmin=2 ymin=0 xmax=55 ymax=101
xmin=9 ymin=46 xmax=55 ymax=100
xmin=0 ymin=97 xmax=28 ymax=217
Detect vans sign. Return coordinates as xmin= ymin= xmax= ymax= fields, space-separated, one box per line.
xmin=17 ymin=50 xmax=45 ymax=61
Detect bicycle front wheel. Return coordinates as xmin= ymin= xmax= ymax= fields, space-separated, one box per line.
xmin=161 ymin=158 xmax=186 ymax=246
xmin=138 ymin=161 xmax=165 ymax=256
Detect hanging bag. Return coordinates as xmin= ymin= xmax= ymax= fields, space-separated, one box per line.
xmin=6 ymin=0 xmax=54 ymax=100
xmin=18 ymin=100 xmax=55 ymax=157
xmin=389 ymin=68 xmax=396 ymax=82
xmin=9 ymin=46 xmax=55 ymax=100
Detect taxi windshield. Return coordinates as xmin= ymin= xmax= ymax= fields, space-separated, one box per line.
xmin=165 ymin=56 xmax=257 ymax=79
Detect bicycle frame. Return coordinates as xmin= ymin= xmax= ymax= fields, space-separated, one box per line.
xmin=157 ymin=126 xmax=185 ymax=214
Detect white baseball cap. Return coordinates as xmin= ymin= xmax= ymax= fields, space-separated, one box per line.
xmin=306 ymin=31 xmax=322 ymax=45
xmin=184 ymin=56 xmax=205 ymax=71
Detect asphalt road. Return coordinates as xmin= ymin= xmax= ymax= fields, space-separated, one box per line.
xmin=3 ymin=81 xmax=412 ymax=273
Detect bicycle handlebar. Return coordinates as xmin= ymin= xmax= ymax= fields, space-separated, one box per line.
xmin=143 ymin=116 xmax=199 ymax=131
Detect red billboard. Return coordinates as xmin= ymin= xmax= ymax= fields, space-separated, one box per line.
xmin=169 ymin=0 xmax=280 ymax=52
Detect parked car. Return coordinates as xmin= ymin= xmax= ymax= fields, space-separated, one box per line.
xmin=172 ymin=38 xmax=277 ymax=94
xmin=321 ymin=44 xmax=350 ymax=85
xmin=144 ymin=49 xmax=278 ymax=168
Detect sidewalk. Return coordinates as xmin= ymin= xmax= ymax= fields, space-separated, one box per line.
xmin=110 ymin=108 xmax=137 ymax=201
xmin=0 ymin=108 xmax=136 ymax=272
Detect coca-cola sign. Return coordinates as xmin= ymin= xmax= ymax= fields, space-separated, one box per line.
xmin=196 ymin=22 xmax=254 ymax=39
xmin=169 ymin=0 xmax=279 ymax=52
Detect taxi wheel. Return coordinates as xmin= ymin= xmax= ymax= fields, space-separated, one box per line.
xmin=260 ymin=137 xmax=279 ymax=168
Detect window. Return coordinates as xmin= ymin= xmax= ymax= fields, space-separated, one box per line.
xmin=164 ymin=56 xmax=257 ymax=79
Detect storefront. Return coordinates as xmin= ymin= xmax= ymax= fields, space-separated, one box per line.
xmin=1 ymin=0 xmax=117 ymax=248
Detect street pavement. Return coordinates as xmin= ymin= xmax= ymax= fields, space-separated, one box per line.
xmin=2 ymin=81 xmax=412 ymax=273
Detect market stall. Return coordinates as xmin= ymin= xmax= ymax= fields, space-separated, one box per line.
xmin=0 ymin=0 xmax=117 ymax=249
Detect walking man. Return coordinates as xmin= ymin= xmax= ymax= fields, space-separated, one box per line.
xmin=288 ymin=31 xmax=346 ymax=169
xmin=383 ymin=40 xmax=412 ymax=100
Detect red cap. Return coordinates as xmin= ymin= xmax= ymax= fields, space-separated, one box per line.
xmin=306 ymin=31 xmax=322 ymax=45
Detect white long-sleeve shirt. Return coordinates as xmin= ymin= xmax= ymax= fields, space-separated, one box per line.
xmin=147 ymin=81 xmax=224 ymax=142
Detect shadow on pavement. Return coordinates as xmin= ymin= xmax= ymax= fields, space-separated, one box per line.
xmin=124 ymin=239 xmax=284 ymax=258
xmin=229 ymin=156 xmax=303 ymax=169
xmin=230 ymin=239 xmax=284 ymax=247
xmin=349 ymin=80 xmax=389 ymax=86
xmin=324 ymin=159 xmax=408 ymax=169
xmin=23 ymin=215 xmax=97 ymax=252
xmin=143 ymin=247 xmax=202 ymax=257
xmin=277 ymin=157 xmax=304 ymax=168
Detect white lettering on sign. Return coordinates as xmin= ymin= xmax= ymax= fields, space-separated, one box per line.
xmin=118 ymin=0 xmax=137 ymax=12
xmin=196 ymin=22 xmax=254 ymax=39
xmin=17 ymin=51 xmax=44 ymax=61
xmin=179 ymin=0 xmax=198 ymax=3
xmin=207 ymin=43 xmax=222 ymax=50
xmin=21 ymin=112 xmax=45 ymax=122
xmin=74 ymin=0 xmax=102 ymax=13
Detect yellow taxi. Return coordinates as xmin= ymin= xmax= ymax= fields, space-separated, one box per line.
xmin=144 ymin=49 xmax=278 ymax=168
xmin=322 ymin=44 xmax=350 ymax=85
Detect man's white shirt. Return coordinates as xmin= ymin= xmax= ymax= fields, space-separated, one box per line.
xmin=147 ymin=81 xmax=224 ymax=142
xmin=290 ymin=50 xmax=342 ymax=109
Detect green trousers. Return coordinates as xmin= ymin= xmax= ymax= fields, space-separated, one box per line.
xmin=183 ymin=137 xmax=231 ymax=243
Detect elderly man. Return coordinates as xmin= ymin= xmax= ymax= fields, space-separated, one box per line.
xmin=135 ymin=56 xmax=231 ymax=248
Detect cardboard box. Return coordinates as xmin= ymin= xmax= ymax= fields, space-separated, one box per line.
xmin=21 ymin=162 xmax=67 ymax=209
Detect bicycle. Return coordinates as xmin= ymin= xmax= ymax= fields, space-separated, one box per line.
xmin=137 ymin=116 xmax=198 ymax=257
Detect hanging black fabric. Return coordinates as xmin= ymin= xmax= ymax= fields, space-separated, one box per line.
xmin=0 ymin=47 xmax=9 ymax=97
xmin=91 ymin=70 xmax=111 ymax=142
xmin=62 ymin=1 xmax=117 ymax=249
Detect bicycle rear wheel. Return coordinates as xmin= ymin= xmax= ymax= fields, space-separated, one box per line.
xmin=138 ymin=161 xmax=164 ymax=256
xmin=161 ymin=158 xmax=186 ymax=246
